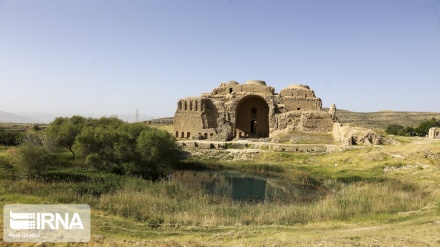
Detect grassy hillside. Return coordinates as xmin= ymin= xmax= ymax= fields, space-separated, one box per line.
xmin=333 ymin=109 xmax=440 ymax=130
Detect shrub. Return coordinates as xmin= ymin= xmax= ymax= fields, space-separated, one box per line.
xmin=74 ymin=119 xmax=180 ymax=179
xmin=32 ymin=125 xmax=41 ymax=131
xmin=0 ymin=130 xmax=21 ymax=146
xmin=13 ymin=143 xmax=53 ymax=176
xmin=42 ymin=169 xmax=125 ymax=197
xmin=385 ymin=124 xmax=405 ymax=135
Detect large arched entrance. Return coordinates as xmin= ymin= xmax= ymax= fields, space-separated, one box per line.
xmin=235 ymin=95 xmax=269 ymax=138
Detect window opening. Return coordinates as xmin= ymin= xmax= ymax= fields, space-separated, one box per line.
xmin=251 ymin=107 xmax=257 ymax=119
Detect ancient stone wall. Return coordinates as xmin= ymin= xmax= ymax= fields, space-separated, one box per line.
xmin=174 ymin=97 xmax=219 ymax=139
xmin=278 ymin=84 xmax=316 ymax=98
xmin=300 ymin=111 xmax=335 ymax=132
xmin=281 ymin=97 xmax=322 ymax=112
xmin=428 ymin=127 xmax=440 ymax=139
xmin=211 ymin=81 xmax=275 ymax=96
xmin=274 ymin=111 xmax=334 ymax=132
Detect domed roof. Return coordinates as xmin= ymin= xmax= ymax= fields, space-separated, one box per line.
xmin=227 ymin=81 xmax=239 ymax=85
xmin=245 ymin=80 xmax=266 ymax=86
xmin=287 ymin=84 xmax=310 ymax=89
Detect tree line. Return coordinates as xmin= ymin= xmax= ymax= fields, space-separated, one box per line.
xmin=385 ymin=118 xmax=440 ymax=136
xmin=10 ymin=116 xmax=180 ymax=180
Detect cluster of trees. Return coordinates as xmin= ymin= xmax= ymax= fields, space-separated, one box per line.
xmin=13 ymin=116 xmax=180 ymax=179
xmin=0 ymin=128 xmax=22 ymax=146
xmin=385 ymin=118 xmax=440 ymax=137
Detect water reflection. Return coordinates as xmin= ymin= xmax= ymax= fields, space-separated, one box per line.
xmin=172 ymin=170 xmax=326 ymax=203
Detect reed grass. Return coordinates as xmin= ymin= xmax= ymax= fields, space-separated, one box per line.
xmin=1 ymin=173 xmax=427 ymax=227
xmin=95 ymin=179 xmax=427 ymax=226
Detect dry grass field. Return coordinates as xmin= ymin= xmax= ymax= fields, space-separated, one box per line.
xmin=332 ymin=109 xmax=440 ymax=130
xmin=1 ymin=133 xmax=440 ymax=246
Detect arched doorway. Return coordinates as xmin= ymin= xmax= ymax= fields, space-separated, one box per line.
xmin=235 ymin=95 xmax=269 ymax=138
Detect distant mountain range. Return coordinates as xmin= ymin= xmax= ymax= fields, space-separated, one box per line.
xmin=0 ymin=111 xmax=155 ymax=124
xmin=0 ymin=111 xmax=42 ymax=123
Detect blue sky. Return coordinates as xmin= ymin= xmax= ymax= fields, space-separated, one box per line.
xmin=1 ymin=0 xmax=439 ymax=118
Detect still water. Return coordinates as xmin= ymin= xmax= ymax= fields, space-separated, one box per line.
xmin=172 ymin=170 xmax=327 ymax=203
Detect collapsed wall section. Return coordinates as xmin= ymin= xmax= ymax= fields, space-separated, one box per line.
xmin=275 ymin=111 xmax=334 ymax=132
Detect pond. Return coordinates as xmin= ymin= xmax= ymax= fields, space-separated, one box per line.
xmin=172 ymin=170 xmax=327 ymax=203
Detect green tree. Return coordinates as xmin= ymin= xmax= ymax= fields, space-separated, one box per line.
xmin=385 ymin=124 xmax=405 ymax=135
xmin=73 ymin=118 xmax=180 ymax=179
xmin=134 ymin=128 xmax=180 ymax=179
xmin=32 ymin=125 xmax=41 ymax=131
xmin=404 ymin=126 xmax=416 ymax=136
xmin=13 ymin=134 xmax=53 ymax=177
xmin=0 ymin=129 xmax=21 ymax=146
xmin=46 ymin=116 xmax=87 ymax=156
xmin=416 ymin=118 xmax=440 ymax=137
xmin=75 ymin=126 xmax=128 ymax=174
xmin=74 ymin=117 xmax=138 ymax=174
xmin=91 ymin=116 xmax=125 ymax=129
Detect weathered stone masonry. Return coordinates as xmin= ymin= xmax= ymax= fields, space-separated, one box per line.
xmin=174 ymin=80 xmax=338 ymax=141
xmin=428 ymin=127 xmax=440 ymax=139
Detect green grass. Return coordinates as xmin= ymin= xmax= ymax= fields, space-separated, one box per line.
xmin=1 ymin=136 xmax=440 ymax=245
xmin=270 ymin=130 xmax=336 ymax=144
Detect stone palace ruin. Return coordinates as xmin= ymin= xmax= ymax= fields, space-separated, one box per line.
xmin=173 ymin=80 xmax=338 ymax=141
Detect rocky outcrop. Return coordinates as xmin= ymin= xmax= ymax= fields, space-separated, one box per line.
xmin=332 ymin=123 xmax=383 ymax=146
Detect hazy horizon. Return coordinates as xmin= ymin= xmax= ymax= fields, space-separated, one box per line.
xmin=3 ymin=106 xmax=440 ymax=125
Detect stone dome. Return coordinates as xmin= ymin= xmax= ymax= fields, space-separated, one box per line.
xmin=245 ymin=80 xmax=266 ymax=86
xmin=227 ymin=81 xmax=239 ymax=85
xmin=287 ymin=84 xmax=310 ymax=89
